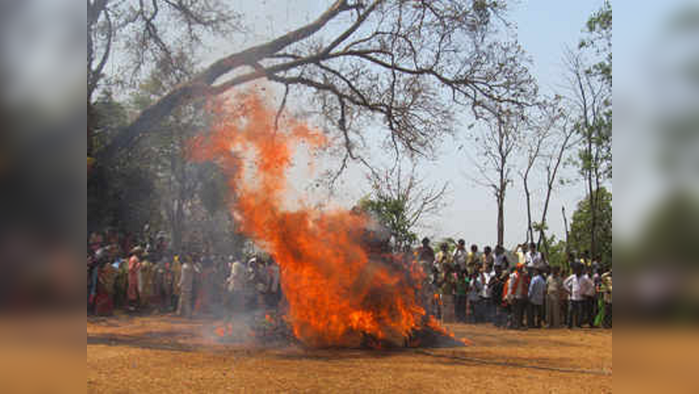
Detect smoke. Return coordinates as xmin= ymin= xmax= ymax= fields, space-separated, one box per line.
xmin=188 ymin=89 xmax=444 ymax=348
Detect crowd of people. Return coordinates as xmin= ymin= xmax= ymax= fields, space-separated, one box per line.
xmin=417 ymin=238 xmax=612 ymax=329
xmin=87 ymin=229 xmax=612 ymax=331
xmin=86 ymin=230 xmax=281 ymax=318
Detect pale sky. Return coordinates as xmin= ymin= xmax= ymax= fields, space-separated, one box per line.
xmin=192 ymin=0 xmax=608 ymax=248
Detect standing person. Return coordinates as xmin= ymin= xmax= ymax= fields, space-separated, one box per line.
xmin=581 ymin=250 xmax=592 ymax=269
xmin=506 ymin=263 xmax=530 ymax=329
xmin=113 ymin=255 xmax=129 ymax=310
xmin=417 ymin=238 xmax=436 ymax=269
xmin=493 ymin=245 xmax=509 ymax=272
xmin=490 ymin=266 xmax=507 ymax=328
xmin=138 ymin=253 xmax=153 ymax=310
xmin=583 ymin=267 xmax=597 ymax=327
xmin=436 ymin=243 xmax=451 ymax=267
xmin=177 ymin=256 xmax=195 ymax=318
xmin=545 ymin=266 xmax=564 ymax=328
xmin=526 ymin=242 xmax=546 ymax=271
xmin=266 ymin=257 xmax=281 ymax=309
xmin=479 ymin=262 xmax=495 ymax=323
xmin=482 ymin=246 xmax=494 ymax=270
xmin=454 ymin=269 xmax=468 ymax=323
xmin=170 ymin=255 xmax=182 ymax=313
xmin=564 ymin=262 xmax=593 ymax=328
xmin=600 ymin=268 xmax=612 ymax=328
xmin=440 ymin=262 xmax=457 ymax=322
xmin=467 ymin=245 xmax=480 ymax=275
xmin=466 ymin=271 xmax=482 ymax=323
xmin=527 ymin=268 xmax=546 ymax=328
xmin=127 ymin=247 xmax=143 ymax=312
xmin=516 ymin=243 xmax=528 ymax=267
xmin=226 ymin=259 xmax=247 ymax=315
xmin=452 ymin=239 xmax=468 ymax=272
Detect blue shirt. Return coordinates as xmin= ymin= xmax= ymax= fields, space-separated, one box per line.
xmin=528 ymin=274 xmax=546 ymax=305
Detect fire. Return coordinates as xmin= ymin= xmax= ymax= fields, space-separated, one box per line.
xmin=190 ymin=90 xmax=454 ymax=348
xmin=426 ymin=316 xmax=471 ymax=346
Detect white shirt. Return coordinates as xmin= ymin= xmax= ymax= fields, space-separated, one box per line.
xmin=583 ymin=274 xmax=596 ymax=297
xmin=479 ymin=270 xmax=495 ymax=298
xmin=508 ymin=271 xmax=528 ymax=299
xmin=227 ymin=261 xmax=245 ymax=292
xmin=452 ymin=249 xmax=468 ymax=270
xmin=494 ymin=253 xmax=508 ymax=270
xmin=179 ymin=263 xmax=194 ymax=293
xmin=564 ymin=274 xmax=593 ymax=301
xmin=526 ymin=251 xmax=544 ymax=269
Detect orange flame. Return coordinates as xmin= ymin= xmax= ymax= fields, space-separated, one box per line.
xmin=426 ymin=316 xmax=470 ymax=346
xmin=190 ymin=90 xmax=430 ymax=347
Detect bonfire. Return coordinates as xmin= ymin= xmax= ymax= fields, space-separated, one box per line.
xmin=190 ymin=90 xmax=467 ymax=349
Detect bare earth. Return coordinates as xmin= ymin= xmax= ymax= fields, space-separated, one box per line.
xmin=87 ymin=315 xmax=612 ymax=393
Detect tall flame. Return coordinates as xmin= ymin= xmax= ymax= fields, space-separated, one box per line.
xmin=189 ymin=90 xmax=427 ymax=347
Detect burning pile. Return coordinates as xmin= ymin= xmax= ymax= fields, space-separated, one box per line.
xmin=190 ymin=90 xmax=466 ymax=349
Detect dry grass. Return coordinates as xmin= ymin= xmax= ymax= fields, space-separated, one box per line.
xmin=87 ymin=314 xmax=611 ymax=393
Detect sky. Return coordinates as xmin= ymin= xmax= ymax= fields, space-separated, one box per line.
xmin=613 ymin=0 xmax=699 ymax=242
xmin=192 ymin=0 xmax=608 ymax=248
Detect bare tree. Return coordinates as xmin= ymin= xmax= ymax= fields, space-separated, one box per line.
xmin=362 ymin=160 xmax=448 ymax=250
xmin=92 ymin=0 xmax=536 ymax=166
xmin=519 ymin=105 xmax=549 ymax=244
xmin=536 ymin=102 xmax=577 ymax=248
xmin=469 ymin=104 xmax=525 ymax=246
xmin=87 ymin=0 xmax=240 ymax=154
xmin=564 ymin=49 xmax=610 ymax=257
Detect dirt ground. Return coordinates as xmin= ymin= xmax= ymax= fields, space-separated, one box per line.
xmin=87 ymin=314 xmax=612 ymax=393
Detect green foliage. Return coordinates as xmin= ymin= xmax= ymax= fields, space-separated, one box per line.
xmin=91 ymin=91 xmax=129 ymax=152
xmin=569 ymin=187 xmax=612 ymax=266
xmin=578 ymin=1 xmax=612 ymax=180
xmin=357 ymin=195 xmax=417 ymax=250
xmin=545 ymin=236 xmax=568 ymax=269
xmin=580 ymin=0 xmax=612 ymax=88
xmin=636 ymin=190 xmax=699 ymax=268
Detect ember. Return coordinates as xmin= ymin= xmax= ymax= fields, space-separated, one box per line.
xmin=190 ymin=90 xmax=465 ymax=349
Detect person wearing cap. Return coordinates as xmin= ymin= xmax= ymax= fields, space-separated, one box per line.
xmin=507 ymin=262 xmax=530 ymax=329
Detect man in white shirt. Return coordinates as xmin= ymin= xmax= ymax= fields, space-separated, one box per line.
xmin=493 ymin=245 xmax=509 ymax=271
xmin=563 ymin=262 xmax=593 ymax=328
xmin=525 ymin=242 xmax=546 ymax=270
xmin=177 ymin=258 xmax=194 ymax=318
xmin=479 ymin=263 xmax=495 ymax=323
xmin=226 ymin=259 xmax=246 ymax=313
xmin=452 ymin=239 xmax=468 ymax=272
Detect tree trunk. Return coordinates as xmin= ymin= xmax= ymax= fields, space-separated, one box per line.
xmin=523 ymin=172 xmax=533 ymax=243
xmin=587 ymin=136 xmax=597 ymax=258
xmin=497 ymin=194 xmax=505 ymax=247
xmin=87 ymin=100 xmax=95 ymax=156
